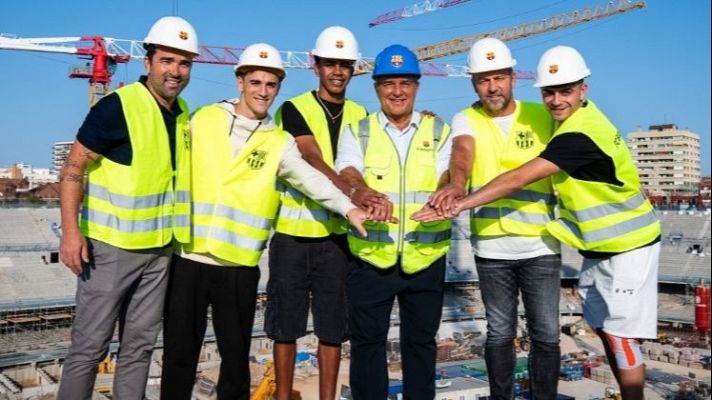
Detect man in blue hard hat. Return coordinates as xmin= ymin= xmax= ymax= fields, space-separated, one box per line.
xmin=335 ymin=44 xmax=454 ymax=400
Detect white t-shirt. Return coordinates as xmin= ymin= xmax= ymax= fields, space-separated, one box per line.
xmin=450 ymin=107 xmax=560 ymax=260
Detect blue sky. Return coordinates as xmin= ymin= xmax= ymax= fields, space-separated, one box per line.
xmin=1 ymin=0 xmax=710 ymax=174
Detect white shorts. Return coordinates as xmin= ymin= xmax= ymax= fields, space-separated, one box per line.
xmin=577 ymin=242 xmax=660 ymax=339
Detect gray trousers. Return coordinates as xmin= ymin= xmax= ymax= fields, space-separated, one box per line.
xmin=57 ymin=238 xmax=171 ymax=400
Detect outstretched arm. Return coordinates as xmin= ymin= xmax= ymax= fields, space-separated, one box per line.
xmin=294 ymin=135 xmax=352 ymax=195
xmin=412 ymin=157 xmax=559 ymax=222
xmin=427 ymin=135 xmax=473 ymax=215
xmin=339 ymin=167 xmax=397 ymax=223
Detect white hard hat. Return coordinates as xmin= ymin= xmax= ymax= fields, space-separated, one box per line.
xmin=534 ymin=45 xmax=591 ymax=88
xmin=144 ymin=16 xmax=199 ymax=56
xmin=234 ymin=43 xmax=286 ymax=78
xmin=466 ymin=37 xmax=516 ymax=74
xmin=312 ymin=26 xmax=359 ymax=61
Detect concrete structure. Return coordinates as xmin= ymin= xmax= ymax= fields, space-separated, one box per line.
xmin=627 ymin=124 xmax=701 ymax=196
xmin=51 ymin=141 xmax=73 ymax=175
xmin=0 ymin=163 xmax=57 ymax=199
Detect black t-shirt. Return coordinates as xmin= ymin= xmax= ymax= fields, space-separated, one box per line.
xmin=279 ymin=91 xmax=344 ymax=162
xmin=538 ymin=124 xmax=659 ymax=258
xmin=76 ymin=76 xmax=183 ymax=169
xmin=539 ymin=132 xmax=622 ymax=186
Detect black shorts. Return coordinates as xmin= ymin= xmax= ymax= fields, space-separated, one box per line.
xmin=264 ymin=232 xmax=351 ymax=343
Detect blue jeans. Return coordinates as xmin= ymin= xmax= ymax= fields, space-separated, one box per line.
xmin=476 ymin=254 xmax=561 ymax=400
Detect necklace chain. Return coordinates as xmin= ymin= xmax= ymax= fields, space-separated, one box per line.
xmin=315 ymin=94 xmax=344 ymax=123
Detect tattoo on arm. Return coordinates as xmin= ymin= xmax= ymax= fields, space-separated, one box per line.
xmin=59 ymin=173 xmax=83 ymax=183
xmin=63 ymin=159 xmax=81 ymax=170
xmin=81 ymin=148 xmax=97 ymax=161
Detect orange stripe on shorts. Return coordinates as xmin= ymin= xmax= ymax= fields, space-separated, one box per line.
xmin=621 ymin=338 xmax=637 ymax=367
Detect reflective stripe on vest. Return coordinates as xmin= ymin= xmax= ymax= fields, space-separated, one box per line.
xmin=560 ymin=192 xmax=647 ymax=222
xmin=80 ymin=82 xmax=191 ymax=249
xmin=546 ymin=100 xmax=660 ymax=252
xmin=466 ymin=101 xmax=555 ymax=237
xmin=347 ymin=113 xmax=452 ymax=274
xmin=82 ymin=208 xmax=173 ymax=232
xmin=193 ymin=202 xmax=273 ymax=231
xmin=183 ymin=104 xmax=288 ymax=266
xmin=193 ymin=225 xmax=266 ymax=252
xmin=472 ymin=207 xmax=553 ymax=226
xmin=470 ymin=185 xmax=556 ymax=226
xmin=357 ymin=117 xmax=446 ymax=156
xmin=274 ymin=92 xmax=367 ymax=237
xmin=274 ymin=181 xmax=332 ymax=223
xmin=556 ymin=210 xmax=659 ymax=244
xmin=86 ymin=182 xmax=174 ymax=209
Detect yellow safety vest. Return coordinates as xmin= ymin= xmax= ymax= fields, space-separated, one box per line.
xmin=347 ymin=113 xmax=452 ymax=274
xmin=80 ymin=82 xmax=191 ymax=249
xmin=546 ymin=101 xmax=660 ymax=252
xmin=467 ymin=101 xmax=556 ymax=237
xmin=182 ymin=104 xmax=289 ymax=266
xmin=274 ymin=92 xmax=367 ymax=237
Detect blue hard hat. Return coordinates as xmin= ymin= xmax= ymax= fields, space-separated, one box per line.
xmin=372 ymin=44 xmax=421 ymax=79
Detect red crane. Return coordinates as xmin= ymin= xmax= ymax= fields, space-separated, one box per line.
xmin=0 ymin=33 xmax=533 ymax=107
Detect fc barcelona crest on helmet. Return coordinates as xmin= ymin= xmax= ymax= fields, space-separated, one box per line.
xmin=247 ymin=150 xmax=267 ymax=170
xmin=259 ymin=51 xmax=269 ymax=59
xmin=391 ymin=55 xmax=403 ymax=67
xmin=486 ymin=52 xmax=496 ymax=60
xmin=179 ymin=31 xmax=189 ymax=40
xmin=335 ymin=40 xmax=344 ymax=49
xmin=548 ymin=64 xmax=558 ymax=74
xmin=515 ymin=131 xmax=534 ymax=149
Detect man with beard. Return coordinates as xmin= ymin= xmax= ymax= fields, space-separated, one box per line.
xmin=415 ymin=45 xmax=661 ymax=400
xmin=267 ymin=26 xmax=369 ymax=400
xmin=428 ymin=38 xmax=562 ymax=399
xmin=57 ymin=16 xmax=199 ymax=399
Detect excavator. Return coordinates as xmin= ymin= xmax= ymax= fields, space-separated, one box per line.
xmin=97 ymin=354 xmax=115 ymax=374
xmin=251 ymin=360 xmax=302 ymax=400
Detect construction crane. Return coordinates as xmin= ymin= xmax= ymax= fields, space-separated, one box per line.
xmin=413 ymin=0 xmax=646 ymax=61
xmin=368 ymin=0 xmax=471 ymax=27
xmin=0 ymin=34 xmax=322 ymax=106
xmin=0 ymin=33 xmax=534 ymax=107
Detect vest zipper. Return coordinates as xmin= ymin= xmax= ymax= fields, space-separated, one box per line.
xmin=383 ymin=118 xmax=418 ymax=254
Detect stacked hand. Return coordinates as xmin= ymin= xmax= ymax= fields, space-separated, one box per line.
xmin=411 ymin=201 xmax=464 ymax=222
xmin=411 ymin=184 xmax=467 ymax=222
xmin=350 ymin=186 xmax=398 ymax=224
xmin=427 ymin=182 xmax=466 ymax=217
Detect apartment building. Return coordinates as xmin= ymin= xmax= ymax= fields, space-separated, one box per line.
xmin=52 ymin=141 xmax=73 ymax=174
xmin=627 ymin=124 xmax=700 ymax=196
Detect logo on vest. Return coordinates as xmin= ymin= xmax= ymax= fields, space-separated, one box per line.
xmin=613 ymin=132 xmax=623 ymax=147
xmin=416 ymin=140 xmax=434 ymax=152
xmin=182 ymin=127 xmax=191 ymax=149
xmin=247 ymin=150 xmax=267 ymax=170
xmin=515 ymin=131 xmax=534 ymax=149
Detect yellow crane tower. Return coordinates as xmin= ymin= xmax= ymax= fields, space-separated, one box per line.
xmin=412 ymin=0 xmax=646 ymax=61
